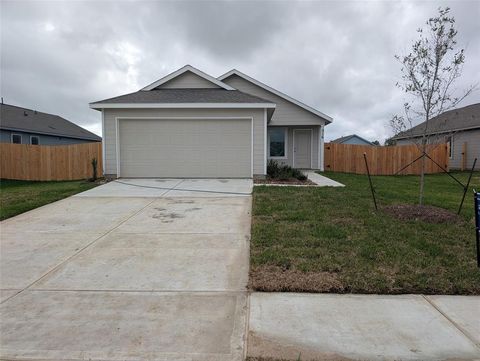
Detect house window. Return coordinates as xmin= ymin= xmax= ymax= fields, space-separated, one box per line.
xmin=30 ymin=136 xmax=39 ymax=145
xmin=268 ymin=128 xmax=287 ymax=158
xmin=446 ymin=136 xmax=453 ymax=159
xmin=11 ymin=134 xmax=22 ymax=144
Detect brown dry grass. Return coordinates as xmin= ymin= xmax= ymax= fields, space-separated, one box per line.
xmin=249 ymin=265 xmax=344 ymax=293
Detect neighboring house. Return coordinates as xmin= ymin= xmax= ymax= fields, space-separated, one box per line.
xmin=331 ymin=134 xmax=374 ymax=145
xmin=390 ymin=103 xmax=479 ymax=170
xmin=0 ymin=103 xmax=101 ymax=145
xmin=90 ymin=65 xmax=332 ymax=178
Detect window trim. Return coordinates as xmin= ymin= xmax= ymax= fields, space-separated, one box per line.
xmin=30 ymin=135 xmax=40 ymax=145
xmin=268 ymin=127 xmax=288 ymax=160
xmin=11 ymin=133 xmax=22 ymax=144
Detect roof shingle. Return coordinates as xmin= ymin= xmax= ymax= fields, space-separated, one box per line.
xmin=0 ymin=103 xmax=101 ymax=141
xmin=90 ymin=88 xmax=275 ymax=105
xmin=392 ymin=103 xmax=480 ymax=140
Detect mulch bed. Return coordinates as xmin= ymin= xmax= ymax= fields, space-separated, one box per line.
xmin=383 ymin=204 xmax=460 ymax=224
xmin=249 ymin=265 xmax=344 ymax=293
xmin=254 ymin=178 xmax=316 ymax=186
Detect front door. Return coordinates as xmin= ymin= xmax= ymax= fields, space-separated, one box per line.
xmin=293 ymin=129 xmax=312 ymax=168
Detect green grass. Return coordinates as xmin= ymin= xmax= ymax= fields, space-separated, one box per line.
xmin=251 ymin=171 xmax=480 ymax=294
xmin=0 ymin=179 xmax=99 ymax=220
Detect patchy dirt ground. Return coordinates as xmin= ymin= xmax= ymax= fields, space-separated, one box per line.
xmin=249 ymin=266 xmax=344 ymax=293
xmin=254 ymin=178 xmax=317 ymax=186
xmin=382 ymin=204 xmax=461 ymax=224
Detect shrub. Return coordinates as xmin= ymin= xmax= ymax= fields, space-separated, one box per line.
xmin=267 ymin=159 xmax=282 ymax=178
xmin=267 ymin=160 xmax=307 ymax=181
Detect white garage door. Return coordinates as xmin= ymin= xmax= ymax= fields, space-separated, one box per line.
xmin=118 ymin=119 xmax=252 ymax=178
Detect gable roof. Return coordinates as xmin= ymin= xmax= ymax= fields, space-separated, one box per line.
xmin=141 ymin=65 xmax=235 ymax=91
xmin=391 ymin=103 xmax=480 ymax=140
xmin=90 ymin=89 xmax=276 ymax=109
xmin=218 ymin=69 xmax=333 ymax=124
xmin=0 ymin=103 xmax=101 ymax=141
xmin=331 ymin=134 xmax=374 ymax=145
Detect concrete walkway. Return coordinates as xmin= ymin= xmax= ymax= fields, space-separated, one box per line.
xmin=306 ymin=171 xmax=345 ymax=187
xmin=248 ymin=293 xmax=480 ymax=360
xmin=0 ymin=179 xmax=252 ymax=361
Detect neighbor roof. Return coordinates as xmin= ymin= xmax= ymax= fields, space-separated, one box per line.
xmin=218 ymin=69 xmax=333 ymax=123
xmin=0 ymin=103 xmax=101 ymax=141
xmin=331 ymin=134 xmax=374 ymax=145
xmin=141 ymin=65 xmax=235 ymax=91
xmin=90 ymin=89 xmax=276 ymax=108
xmin=391 ymin=103 xmax=480 ymax=140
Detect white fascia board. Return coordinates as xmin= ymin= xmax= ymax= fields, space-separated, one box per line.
xmin=218 ymin=69 xmax=333 ymax=123
xmin=141 ymin=65 xmax=235 ymax=91
xmin=90 ymin=103 xmax=276 ymax=109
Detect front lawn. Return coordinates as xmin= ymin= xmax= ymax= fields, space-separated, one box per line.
xmin=0 ymin=179 xmax=99 ymax=220
xmin=251 ymin=171 xmax=480 ymax=295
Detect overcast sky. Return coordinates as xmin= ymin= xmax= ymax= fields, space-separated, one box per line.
xmin=1 ymin=0 xmax=479 ymax=142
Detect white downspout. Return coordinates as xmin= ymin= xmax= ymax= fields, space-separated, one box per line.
xmin=101 ymin=109 xmax=106 ymax=175
xmin=263 ymin=108 xmax=267 ymax=175
xmin=319 ymin=124 xmax=324 ymax=171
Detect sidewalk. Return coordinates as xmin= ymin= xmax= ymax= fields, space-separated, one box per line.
xmin=248 ymin=293 xmax=480 ymax=360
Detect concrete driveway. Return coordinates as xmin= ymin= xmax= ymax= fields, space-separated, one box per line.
xmin=0 ymin=179 xmax=252 ymax=361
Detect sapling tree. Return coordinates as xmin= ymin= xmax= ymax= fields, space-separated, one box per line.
xmin=391 ymin=7 xmax=475 ymax=205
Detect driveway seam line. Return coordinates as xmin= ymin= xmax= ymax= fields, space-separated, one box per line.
xmin=0 ymin=198 xmax=158 ymax=304
xmin=162 ymin=179 xmax=186 ymax=197
xmin=422 ymin=295 xmax=480 ymax=349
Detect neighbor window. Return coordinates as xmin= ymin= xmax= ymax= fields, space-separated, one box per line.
xmin=11 ymin=134 xmax=22 ymax=144
xmin=30 ymin=136 xmax=39 ymax=145
xmin=268 ymin=128 xmax=287 ymax=158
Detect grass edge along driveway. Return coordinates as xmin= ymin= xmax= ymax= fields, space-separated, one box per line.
xmin=0 ymin=179 xmax=99 ymax=221
xmin=250 ymin=171 xmax=480 ymax=295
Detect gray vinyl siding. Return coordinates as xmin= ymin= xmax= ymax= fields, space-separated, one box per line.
xmin=449 ymin=129 xmax=480 ymax=170
xmin=395 ymin=128 xmax=480 ymax=170
xmin=0 ymin=129 xmax=98 ymax=145
xmin=103 ymin=108 xmax=266 ymax=177
xmin=222 ymin=74 xmax=327 ymax=126
xmin=268 ymin=125 xmax=321 ymax=169
xmin=158 ymin=71 xmax=221 ymax=89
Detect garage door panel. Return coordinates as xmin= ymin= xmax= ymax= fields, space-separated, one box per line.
xmin=119 ymin=119 xmax=251 ymax=178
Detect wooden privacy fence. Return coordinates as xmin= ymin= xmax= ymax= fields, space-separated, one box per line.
xmin=0 ymin=142 xmax=102 ymax=181
xmin=324 ymin=143 xmax=449 ymax=175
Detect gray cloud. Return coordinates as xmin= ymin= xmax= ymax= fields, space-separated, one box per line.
xmin=1 ymin=0 xmax=479 ymax=142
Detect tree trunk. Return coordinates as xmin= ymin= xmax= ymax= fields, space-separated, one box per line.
xmin=418 ymin=137 xmax=426 ymax=205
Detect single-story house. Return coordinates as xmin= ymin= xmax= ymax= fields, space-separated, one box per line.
xmin=331 ymin=134 xmax=374 ymax=145
xmin=390 ymin=103 xmax=479 ymax=170
xmin=90 ymin=65 xmax=332 ymax=178
xmin=0 ymin=103 xmax=101 ymax=145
